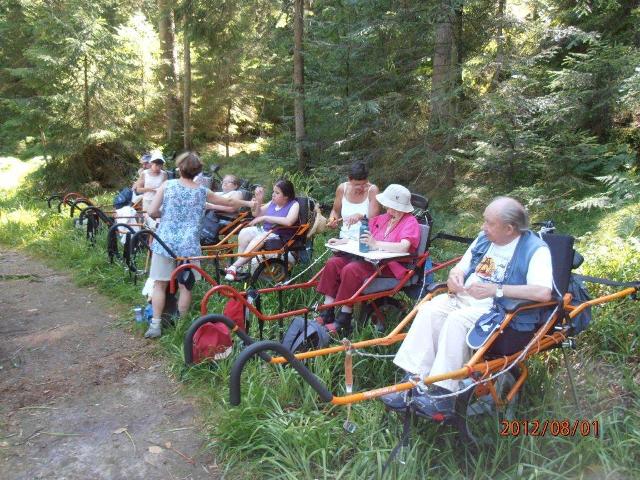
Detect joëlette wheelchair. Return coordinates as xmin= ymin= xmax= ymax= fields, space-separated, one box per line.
xmin=179 ymin=194 xmax=475 ymax=364
xmin=47 ymin=192 xmax=93 ymax=216
xmin=101 ymin=183 xmax=259 ymax=281
xmin=46 ymin=191 xmax=145 ymax=249
xmin=131 ymin=196 xmax=319 ymax=288
xmin=220 ymin=230 xmax=639 ymax=443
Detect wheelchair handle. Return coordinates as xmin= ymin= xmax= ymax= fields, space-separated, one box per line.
xmin=230 ymin=340 xmax=334 ymax=406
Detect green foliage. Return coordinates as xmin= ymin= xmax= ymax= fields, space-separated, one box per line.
xmin=1 ymin=154 xmax=639 ymax=479
xmin=0 ymin=0 xmax=161 ymax=156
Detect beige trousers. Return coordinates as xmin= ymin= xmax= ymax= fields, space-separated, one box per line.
xmin=393 ymin=293 xmax=489 ymax=392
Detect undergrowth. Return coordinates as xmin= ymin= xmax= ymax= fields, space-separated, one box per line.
xmin=1 ymin=156 xmax=638 ymax=479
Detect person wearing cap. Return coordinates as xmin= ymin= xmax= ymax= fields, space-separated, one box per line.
xmin=316 ymin=184 xmax=421 ymax=334
xmin=380 ymin=196 xmax=553 ymax=417
xmin=137 ymin=153 xmax=152 ymax=175
xmin=144 ymin=151 xmax=262 ymax=339
xmin=326 ymin=161 xmax=380 ymax=240
xmin=131 ymin=153 xmax=152 ymax=206
xmin=133 ymin=150 xmax=168 ymax=213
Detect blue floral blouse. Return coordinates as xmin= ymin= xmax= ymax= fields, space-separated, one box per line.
xmin=151 ymin=180 xmax=207 ymax=258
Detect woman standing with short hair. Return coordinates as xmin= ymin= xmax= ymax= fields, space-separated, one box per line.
xmin=144 ymin=152 xmax=258 ymax=338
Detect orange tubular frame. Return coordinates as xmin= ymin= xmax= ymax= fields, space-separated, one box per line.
xmin=324 ymin=286 xmax=639 ymax=406
xmin=190 ymin=253 xmax=460 ymax=322
xmin=227 ymin=282 xmax=638 ymax=407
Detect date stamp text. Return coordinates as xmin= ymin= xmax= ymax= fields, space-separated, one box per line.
xmin=500 ymin=419 xmax=600 ymax=437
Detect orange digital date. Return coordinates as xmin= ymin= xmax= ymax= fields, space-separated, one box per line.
xmin=499 ymin=419 xmax=600 ymax=437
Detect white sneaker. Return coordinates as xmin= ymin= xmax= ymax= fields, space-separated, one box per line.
xmin=144 ymin=322 xmax=161 ymax=338
xmin=224 ymin=267 xmax=237 ymax=281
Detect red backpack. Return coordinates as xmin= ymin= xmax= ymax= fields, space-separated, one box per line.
xmin=192 ymin=300 xmax=246 ymax=363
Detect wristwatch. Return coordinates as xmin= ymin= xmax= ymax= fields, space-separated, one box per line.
xmin=495 ymin=285 xmax=504 ymax=298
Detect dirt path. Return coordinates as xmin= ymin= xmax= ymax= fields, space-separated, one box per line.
xmin=0 ymin=250 xmax=219 ymax=479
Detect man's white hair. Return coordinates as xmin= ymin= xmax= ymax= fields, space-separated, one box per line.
xmin=490 ymin=196 xmax=529 ymax=232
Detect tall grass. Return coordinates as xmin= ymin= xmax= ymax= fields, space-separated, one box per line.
xmin=1 ymin=156 xmax=639 ymax=479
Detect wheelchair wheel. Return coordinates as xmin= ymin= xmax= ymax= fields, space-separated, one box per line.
xmin=126 ymin=238 xmax=151 ymax=281
xmin=454 ymin=370 xmax=519 ymax=446
xmin=360 ymin=297 xmax=407 ymax=333
xmin=250 ymin=258 xmax=288 ymax=288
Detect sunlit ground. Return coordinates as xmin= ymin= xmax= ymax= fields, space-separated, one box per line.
xmin=204 ymin=138 xmax=267 ymax=157
xmin=0 ymin=156 xmax=44 ymax=191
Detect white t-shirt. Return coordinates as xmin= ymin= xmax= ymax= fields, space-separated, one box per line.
xmin=456 ymin=235 xmax=553 ymax=309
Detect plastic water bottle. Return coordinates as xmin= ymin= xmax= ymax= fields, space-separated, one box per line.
xmin=134 ymin=307 xmax=144 ymax=323
xmin=144 ymin=304 xmax=153 ymax=322
xmin=359 ymin=215 xmax=369 ymax=253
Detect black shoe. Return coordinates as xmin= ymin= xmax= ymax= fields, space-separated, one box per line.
xmin=379 ymin=372 xmax=416 ymax=411
xmin=334 ymin=311 xmax=353 ymax=335
xmin=326 ymin=311 xmax=353 ymax=336
xmin=412 ymin=386 xmax=455 ymax=420
xmin=317 ymin=308 xmax=335 ymax=326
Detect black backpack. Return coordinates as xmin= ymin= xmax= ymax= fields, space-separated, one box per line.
xmin=567 ymin=275 xmax=592 ymax=334
xmin=281 ymin=316 xmax=330 ymax=353
xmin=201 ymin=211 xmax=221 ymax=245
xmin=113 ymin=187 xmax=133 ymax=209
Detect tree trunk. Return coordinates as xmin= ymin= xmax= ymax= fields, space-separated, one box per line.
xmin=182 ymin=14 xmax=191 ymax=150
xmin=225 ymin=103 xmax=231 ymax=158
xmin=158 ymin=0 xmax=178 ymax=144
xmin=293 ymin=0 xmax=307 ymax=171
xmin=428 ymin=0 xmax=461 ymax=190
xmin=490 ymin=0 xmax=506 ymax=89
xmin=429 ymin=1 xmax=457 ymax=133
xmin=83 ymin=55 xmax=90 ymax=132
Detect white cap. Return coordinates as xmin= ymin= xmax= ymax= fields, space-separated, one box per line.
xmin=149 ymin=150 xmax=165 ymax=164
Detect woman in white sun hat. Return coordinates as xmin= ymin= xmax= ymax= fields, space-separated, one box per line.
xmin=316 ymin=184 xmax=421 ymax=334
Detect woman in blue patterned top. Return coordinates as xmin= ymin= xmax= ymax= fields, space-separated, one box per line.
xmin=144 ymin=152 xmax=259 ymax=339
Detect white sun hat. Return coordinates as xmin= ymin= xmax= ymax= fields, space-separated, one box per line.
xmin=376 ymin=184 xmax=414 ymax=213
xmin=149 ymin=150 xmax=165 ymax=164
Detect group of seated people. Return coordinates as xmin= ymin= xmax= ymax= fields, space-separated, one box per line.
xmin=140 ymin=152 xmax=554 ymax=420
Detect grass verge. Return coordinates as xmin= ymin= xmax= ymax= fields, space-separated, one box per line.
xmin=1 ymin=156 xmax=639 ymax=479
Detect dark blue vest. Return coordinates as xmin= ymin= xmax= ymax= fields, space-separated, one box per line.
xmin=466 ymin=230 xmax=549 ymax=332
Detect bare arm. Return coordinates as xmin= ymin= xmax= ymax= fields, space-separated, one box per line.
xmin=147 ymin=182 xmax=166 ymax=218
xmin=251 ymin=202 xmax=300 ymax=228
xmin=206 ymin=191 xmax=242 ymax=213
xmin=367 ymin=184 xmax=381 ymax=219
xmin=327 ymin=184 xmax=343 ymax=228
xmin=465 ymin=283 xmax=552 ymax=302
xmin=365 ymin=236 xmax=411 ymax=253
xmin=207 ymin=190 xmax=256 ymax=210
xmin=447 ymin=266 xmax=466 ymax=294
xmin=133 ymin=173 xmax=144 ymax=192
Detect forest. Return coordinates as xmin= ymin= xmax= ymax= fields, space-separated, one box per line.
xmin=1 ymin=0 xmax=638 ymax=208
xmin=1 ymin=1 xmax=640 ymax=479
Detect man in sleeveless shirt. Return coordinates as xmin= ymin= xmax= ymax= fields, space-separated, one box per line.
xmin=381 ymin=197 xmax=553 ymax=416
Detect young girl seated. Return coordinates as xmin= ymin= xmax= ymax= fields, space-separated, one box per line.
xmin=224 ymin=179 xmax=299 ymax=281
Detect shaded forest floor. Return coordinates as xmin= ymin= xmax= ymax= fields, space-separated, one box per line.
xmin=0 ymin=250 xmax=219 ymax=480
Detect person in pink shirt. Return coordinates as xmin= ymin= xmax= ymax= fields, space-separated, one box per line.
xmin=316 ymin=184 xmax=420 ymax=334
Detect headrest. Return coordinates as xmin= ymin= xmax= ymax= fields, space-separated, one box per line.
xmin=540 ymin=233 xmax=575 ymax=296
xmin=410 ymin=193 xmax=429 ymax=210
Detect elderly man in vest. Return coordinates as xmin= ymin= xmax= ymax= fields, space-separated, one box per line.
xmin=381 ymin=196 xmax=553 ymax=416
